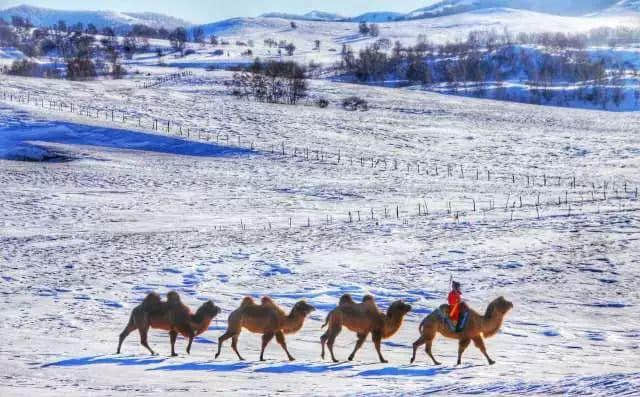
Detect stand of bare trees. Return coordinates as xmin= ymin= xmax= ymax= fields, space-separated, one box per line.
xmin=231 ymin=59 xmax=308 ymax=105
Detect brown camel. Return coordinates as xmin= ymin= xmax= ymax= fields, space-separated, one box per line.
xmin=410 ymin=296 xmax=513 ymax=366
xmin=215 ymin=296 xmax=315 ymax=361
xmin=320 ymin=294 xmax=412 ymax=363
xmin=117 ymin=291 xmax=221 ymax=356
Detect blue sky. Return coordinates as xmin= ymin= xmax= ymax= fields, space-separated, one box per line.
xmin=0 ymin=1 xmax=436 ymax=23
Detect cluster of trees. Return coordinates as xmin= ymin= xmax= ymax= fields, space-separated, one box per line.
xmin=230 ymin=59 xmax=308 ymax=104
xmin=358 ymin=22 xmax=380 ymax=37
xmin=262 ymin=38 xmax=296 ymax=56
xmin=1 ymin=15 xmax=204 ymax=79
xmin=338 ymin=27 xmax=640 ymax=109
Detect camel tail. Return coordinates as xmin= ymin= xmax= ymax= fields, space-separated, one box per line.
xmin=321 ymin=312 xmax=331 ymax=329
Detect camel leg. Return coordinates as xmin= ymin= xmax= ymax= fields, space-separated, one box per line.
xmin=186 ymin=336 xmax=194 ymax=355
xmin=117 ymin=321 xmax=136 ymax=354
xmin=372 ymin=332 xmax=387 ymax=363
xmin=169 ymin=330 xmax=178 ymax=357
xmin=231 ymin=333 xmax=245 ymax=361
xmin=320 ymin=331 xmax=328 ymax=360
xmin=260 ymin=332 xmax=274 ymax=361
xmin=425 ymin=337 xmax=441 ymax=366
xmin=348 ymin=332 xmax=368 ymax=361
xmin=215 ymin=331 xmax=234 ymax=359
xmin=326 ymin=327 xmax=342 ymax=363
xmin=275 ymin=331 xmax=295 ymax=361
xmin=138 ymin=324 xmax=156 ymax=355
xmin=472 ymin=336 xmax=495 ymax=365
xmin=410 ymin=334 xmax=426 ymax=363
xmin=456 ymin=339 xmax=471 ymax=366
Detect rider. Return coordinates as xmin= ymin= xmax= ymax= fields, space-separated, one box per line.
xmin=447 ymin=280 xmax=468 ymax=332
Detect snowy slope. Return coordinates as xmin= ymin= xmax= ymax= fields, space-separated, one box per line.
xmin=407 ymin=0 xmax=620 ymax=18
xmin=260 ymin=11 xmax=345 ymax=21
xmin=351 ymin=12 xmax=406 ymax=22
xmin=0 ymin=4 xmax=191 ymax=30
xmin=1 ymin=69 xmax=640 ymax=396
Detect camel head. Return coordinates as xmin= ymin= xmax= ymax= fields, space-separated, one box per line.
xmin=291 ymin=300 xmax=316 ymax=317
xmin=491 ymin=296 xmax=514 ymax=316
xmin=485 ymin=296 xmax=513 ymax=318
xmin=196 ymin=300 xmax=221 ymax=319
xmin=387 ymin=300 xmax=412 ymax=317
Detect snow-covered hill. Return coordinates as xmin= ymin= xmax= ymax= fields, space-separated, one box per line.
xmin=260 ymin=11 xmax=345 ymax=22
xmin=0 ymin=4 xmax=191 ymax=31
xmin=350 ymin=12 xmax=406 ymax=22
xmin=407 ymin=0 xmax=622 ymax=19
xmin=260 ymin=0 xmax=639 ymax=23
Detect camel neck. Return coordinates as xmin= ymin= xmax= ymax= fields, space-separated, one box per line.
xmin=283 ymin=311 xmax=306 ymax=334
xmin=190 ymin=313 xmax=213 ymax=335
xmin=482 ymin=307 xmax=504 ymax=338
xmin=382 ymin=312 xmax=405 ymax=338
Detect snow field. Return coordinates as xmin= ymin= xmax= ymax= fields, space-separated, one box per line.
xmin=1 ymin=69 xmax=640 ymax=395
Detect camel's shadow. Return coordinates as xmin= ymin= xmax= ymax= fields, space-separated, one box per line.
xmin=356 ymin=364 xmax=482 ymax=377
xmin=254 ymin=363 xmax=354 ymax=374
xmin=41 ymin=355 xmax=167 ymax=368
xmin=148 ymin=362 xmax=250 ymax=372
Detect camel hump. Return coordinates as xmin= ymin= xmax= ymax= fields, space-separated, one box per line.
xmin=142 ymin=292 xmax=163 ymax=311
xmin=167 ymin=291 xmax=181 ymax=305
xmin=240 ymin=296 xmax=255 ymax=308
xmin=362 ymin=295 xmax=375 ymax=304
xmin=261 ymin=296 xmax=276 ymax=306
xmin=338 ymin=294 xmax=355 ymax=306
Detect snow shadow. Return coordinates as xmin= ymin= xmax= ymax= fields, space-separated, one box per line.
xmin=0 ymin=120 xmax=253 ymax=161
xmin=41 ymin=355 xmax=167 ymax=368
xmin=254 ymin=363 xmax=354 ymax=374
xmin=148 ymin=362 xmax=250 ymax=372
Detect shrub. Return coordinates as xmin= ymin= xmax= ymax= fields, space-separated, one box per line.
xmin=184 ymin=48 xmax=196 ymax=56
xmin=316 ymin=98 xmax=329 ymax=108
xmin=212 ymin=49 xmax=224 ymax=56
xmin=7 ymin=59 xmax=42 ymax=77
xmin=342 ymin=96 xmax=368 ymax=111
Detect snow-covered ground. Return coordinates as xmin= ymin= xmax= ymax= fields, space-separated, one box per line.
xmin=1 ymin=68 xmax=640 ymax=395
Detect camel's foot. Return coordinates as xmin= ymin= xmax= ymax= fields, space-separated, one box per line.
xmin=332 ymin=358 xmax=339 ymax=363
xmin=214 ymin=353 xmax=220 ymax=359
xmin=288 ymin=356 xmax=295 ymax=362
xmin=171 ymin=353 xmax=178 ymax=357
xmin=410 ymin=357 xmax=415 ymax=364
xmin=380 ymin=359 xmax=388 ymax=364
xmin=260 ymin=357 xmax=265 ymax=362
xmin=488 ymin=359 xmax=495 ymax=365
xmin=348 ymin=355 xmax=354 ymax=361
xmin=433 ymin=361 xmax=442 ymax=366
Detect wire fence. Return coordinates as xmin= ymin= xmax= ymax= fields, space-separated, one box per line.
xmin=2 ymin=87 xmax=639 ymax=233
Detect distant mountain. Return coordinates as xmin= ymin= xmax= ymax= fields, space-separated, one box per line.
xmin=351 ymin=12 xmax=406 ymax=22
xmin=260 ymin=10 xmax=345 ymax=21
xmin=407 ymin=0 xmax=620 ymax=19
xmin=0 ymin=4 xmax=191 ymax=31
xmin=603 ymin=0 xmax=640 ymax=13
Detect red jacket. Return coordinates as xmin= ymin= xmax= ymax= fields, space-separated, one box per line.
xmin=448 ymin=290 xmax=462 ymax=321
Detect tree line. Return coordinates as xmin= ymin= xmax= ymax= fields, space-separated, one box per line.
xmin=337 ymin=27 xmax=640 ymax=109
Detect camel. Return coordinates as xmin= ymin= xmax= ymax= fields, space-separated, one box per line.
xmin=215 ymin=296 xmax=315 ymax=361
xmin=117 ymin=291 xmax=221 ymax=356
xmin=320 ymin=294 xmax=412 ymax=363
xmin=410 ymin=296 xmax=513 ymax=366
